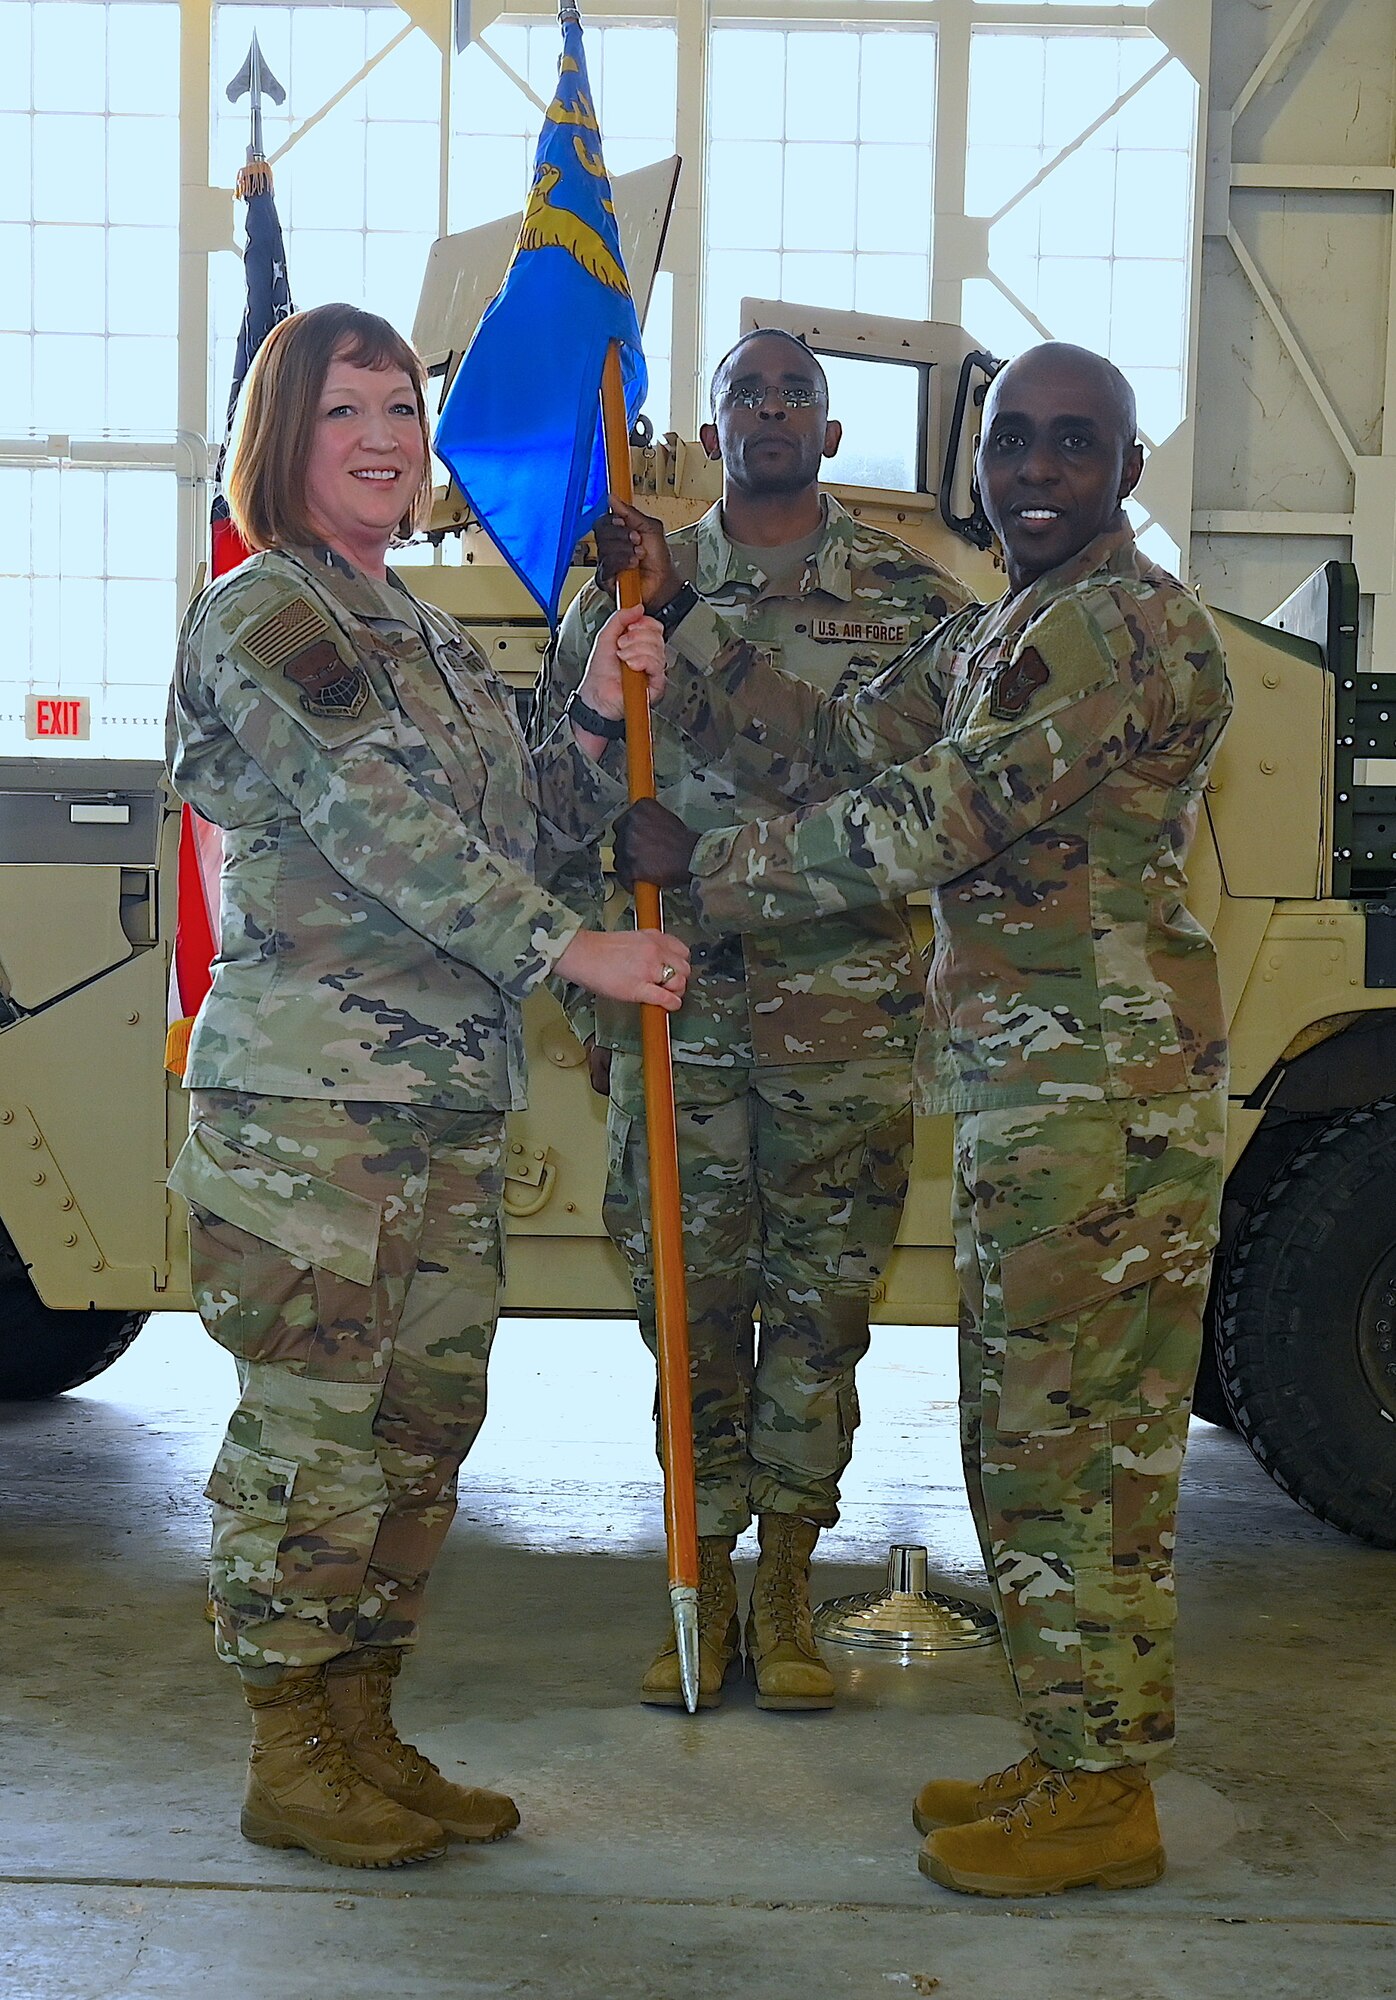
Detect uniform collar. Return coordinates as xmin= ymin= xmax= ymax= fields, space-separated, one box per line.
xmin=278 ymin=543 xmax=466 ymax=676
xmin=692 ymin=493 xmax=857 ymax=604
xmin=979 ymin=523 xmax=1143 ymax=645
xmin=280 ymin=542 xmax=404 ymax=624
xmin=1008 ymin=523 xmax=1141 ymax=610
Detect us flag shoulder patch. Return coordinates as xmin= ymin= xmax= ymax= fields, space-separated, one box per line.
xmin=242 ymin=600 xmax=369 ymax=720
xmin=241 ymin=598 xmax=327 ymax=672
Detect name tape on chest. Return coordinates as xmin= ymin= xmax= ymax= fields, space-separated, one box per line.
xmin=241 ymin=599 xmax=370 ymax=720
xmin=811 ymin=615 xmax=911 ymax=647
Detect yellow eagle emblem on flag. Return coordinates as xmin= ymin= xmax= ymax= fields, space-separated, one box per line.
xmin=517 ymin=162 xmax=631 ymax=298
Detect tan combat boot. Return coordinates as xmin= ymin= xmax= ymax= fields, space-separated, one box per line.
xmin=641 ymin=1534 xmax=740 ymax=1710
xmin=240 ymin=1665 xmax=446 ymax=1868
xmin=911 ymin=1750 xmax=1054 ymax=1834
xmin=745 ymin=1514 xmax=835 ymax=1711
xmin=324 ymin=1648 xmax=520 ymax=1843
xmin=918 ymin=1765 xmax=1165 ymax=1897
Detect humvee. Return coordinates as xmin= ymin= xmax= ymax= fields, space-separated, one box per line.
xmin=2 ymin=298 xmax=1393 ymax=1556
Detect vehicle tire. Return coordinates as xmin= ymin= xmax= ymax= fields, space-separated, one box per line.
xmin=1215 ymin=1099 xmax=1396 ymax=1548
xmin=0 ymin=1269 xmax=147 ymax=1399
xmin=1191 ymin=1282 xmax=1236 ymax=1429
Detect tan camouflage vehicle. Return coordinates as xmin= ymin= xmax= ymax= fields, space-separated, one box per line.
xmin=2 ymin=301 xmax=1393 ymax=1553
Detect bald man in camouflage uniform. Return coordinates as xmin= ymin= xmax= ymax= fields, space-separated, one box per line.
xmin=584 ymin=344 xmax=1231 ymax=1894
xmin=534 ymin=330 xmax=970 ymax=1711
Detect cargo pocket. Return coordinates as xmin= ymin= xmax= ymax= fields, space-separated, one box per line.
xmin=834 ymin=1104 xmax=914 ymax=1287
xmin=600 ymin=1102 xmax=644 ymax=1263
xmin=994 ymin=1167 xmax=1220 ymax=1433
xmin=204 ymin=1438 xmax=299 ymax=1605
xmin=836 ymin=1381 xmax=861 ymax=1458
xmin=170 ymin=1122 xmax=381 ymax=1284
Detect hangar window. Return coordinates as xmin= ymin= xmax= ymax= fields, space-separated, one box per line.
xmin=963 ymin=29 xmax=1195 ymax=446
xmin=210 ymin=3 xmax=444 ymax=443
xmin=705 ymin=26 xmax=937 ymax=392
xmin=960 ymin=25 xmax=1198 ymax=571
xmin=0 ymin=0 xmax=179 ymax=436
xmin=0 ymin=0 xmax=1210 ymax=757
xmin=0 ymin=0 xmax=182 ymax=757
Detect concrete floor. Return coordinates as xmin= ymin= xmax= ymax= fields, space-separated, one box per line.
xmin=1 ymin=1315 xmax=1392 ymax=2000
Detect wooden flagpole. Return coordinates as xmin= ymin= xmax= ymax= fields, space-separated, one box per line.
xmin=599 ymin=339 xmax=701 ymax=1711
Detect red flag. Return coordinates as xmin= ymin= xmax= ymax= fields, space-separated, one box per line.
xmin=165 ymin=159 xmax=292 ymax=1077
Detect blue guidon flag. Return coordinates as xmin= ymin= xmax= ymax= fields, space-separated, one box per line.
xmin=434 ymin=11 xmax=646 ymax=624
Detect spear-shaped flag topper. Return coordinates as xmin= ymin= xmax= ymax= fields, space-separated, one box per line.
xmin=213 ymin=35 xmax=293 ymax=556
xmin=226 ymin=31 xmax=286 ymax=194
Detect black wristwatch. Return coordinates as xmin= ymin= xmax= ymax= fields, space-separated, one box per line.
xmin=568 ymin=691 xmax=626 ymax=740
xmin=651 ymin=580 xmax=699 ymax=637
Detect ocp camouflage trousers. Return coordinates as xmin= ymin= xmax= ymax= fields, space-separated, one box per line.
xmin=180 ymin=1089 xmax=505 ymax=1672
xmin=952 ymin=1088 xmax=1226 ymax=1772
xmin=605 ymin=1054 xmax=914 ymax=1537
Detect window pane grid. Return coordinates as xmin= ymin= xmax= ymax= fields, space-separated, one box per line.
xmin=1 ymin=1 xmax=178 ymax=436
xmin=965 ymin=28 xmax=1196 ymax=443
xmin=0 ymin=456 xmax=178 ymax=756
xmin=210 ymin=5 xmax=442 ymax=440
xmin=704 ymin=25 xmax=937 ymax=391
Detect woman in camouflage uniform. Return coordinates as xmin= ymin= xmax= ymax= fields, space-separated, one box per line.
xmin=167 ymin=303 xmax=686 ymax=1870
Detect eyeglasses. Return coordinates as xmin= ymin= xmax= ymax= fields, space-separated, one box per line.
xmin=722 ymin=385 xmax=824 ymax=411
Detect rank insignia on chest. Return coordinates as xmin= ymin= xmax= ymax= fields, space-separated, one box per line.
xmin=988 ymin=645 xmax=1051 ymax=720
xmin=241 ymin=599 xmax=370 ymax=719
xmin=811 ymin=615 xmax=911 ymax=646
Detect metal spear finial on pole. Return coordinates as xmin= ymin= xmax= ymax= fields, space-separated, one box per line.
xmin=226 ymin=33 xmax=286 ymax=199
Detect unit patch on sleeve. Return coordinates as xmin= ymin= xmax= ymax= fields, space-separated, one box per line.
xmin=241 ymin=599 xmax=370 ymax=720
xmin=282 ymin=640 xmax=371 ymax=719
xmin=811 ymin=616 xmax=911 ymax=646
xmin=988 ymin=646 xmax=1051 ymax=721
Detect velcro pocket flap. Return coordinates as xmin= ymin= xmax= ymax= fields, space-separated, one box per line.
xmin=999 ymin=1166 xmax=1219 ymax=1332
xmin=960 ymin=596 xmax=1120 ymax=754
xmin=169 ymin=1123 xmax=380 ymax=1286
xmin=203 ymin=1438 xmax=298 ymax=1521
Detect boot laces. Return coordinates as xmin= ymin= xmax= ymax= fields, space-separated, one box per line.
xmin=697 ymin=1541 xmax=734 ymax=1619
xmin=764 ymin=1542 xmax=809 ymax=1645
xmin=301 ymin=1723 xmax=370 ymax=1805
xmin=361 ymin=1669 xmax=436 ymax=1786
xmin=993 ymin=1768 xmax=1078 ymax=1832
xmin=986 ymin=1752 xmax=1039 ymax=1798
xmin=249 ymin=1676 xmax=363 ymax=1805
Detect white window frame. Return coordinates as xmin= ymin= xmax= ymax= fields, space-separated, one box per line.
xmin=180 ymin=0 xmax=1214 ymax=592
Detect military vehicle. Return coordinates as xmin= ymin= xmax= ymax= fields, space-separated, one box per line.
xmin=2 ymin=292 xmax=1393 ymax=1556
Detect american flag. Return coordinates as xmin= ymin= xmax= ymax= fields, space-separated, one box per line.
xmin=165 ymin=161 xmax=292 ymax=1076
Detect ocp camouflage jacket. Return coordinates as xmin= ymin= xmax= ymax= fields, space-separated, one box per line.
xmin=167 ymin=544 xmax=594 ymax=1110
xmin=649 ymin=526 xmax=1232 ymax=1114
xmin=532 ymin=495 xmax=970 ymax=1067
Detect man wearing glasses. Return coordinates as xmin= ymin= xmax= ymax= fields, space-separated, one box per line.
xmin=532 ymin=328 xmax=969 ymax=1712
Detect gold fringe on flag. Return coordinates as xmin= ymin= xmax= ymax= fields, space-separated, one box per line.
xmin=236 ymin=159 xmax=274 ymax=200
xmin=164 ymin=1016 xmax=195 ymax=1078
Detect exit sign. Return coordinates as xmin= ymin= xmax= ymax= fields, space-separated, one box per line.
xmin=26 ymin=695 xmax=91 ymax=741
